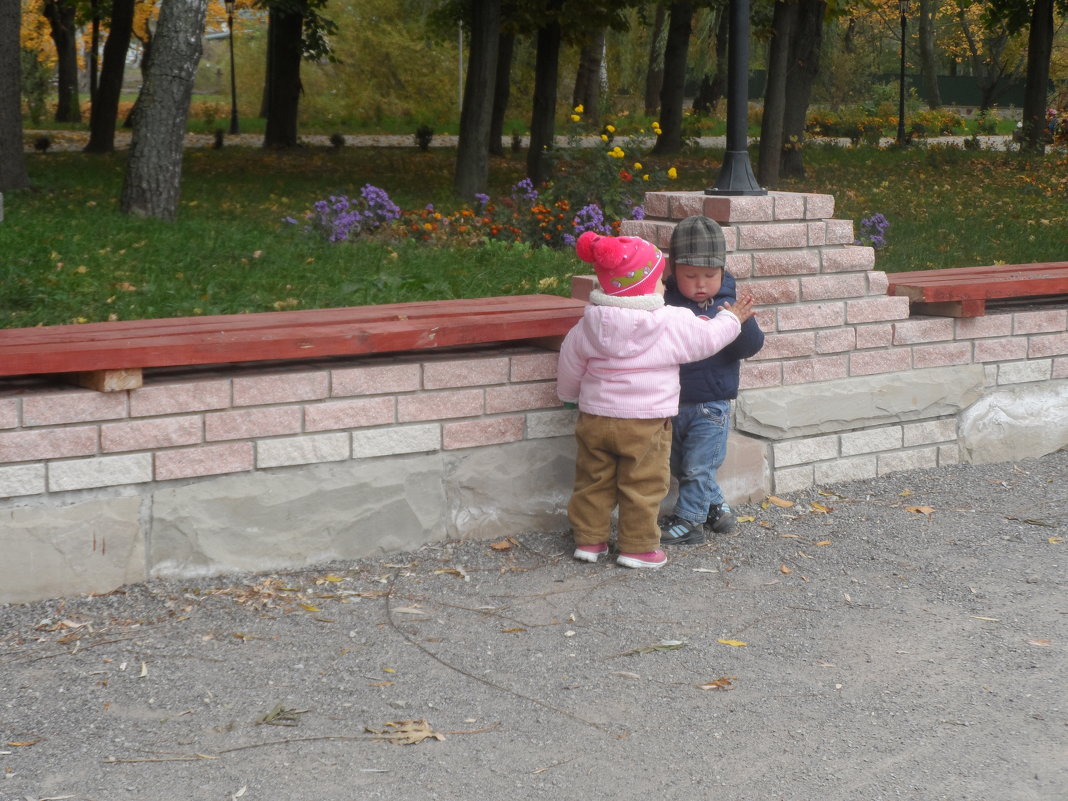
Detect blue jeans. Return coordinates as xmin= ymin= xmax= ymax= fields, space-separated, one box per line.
xmin=670 ymin=400 xmax=730 ymax=524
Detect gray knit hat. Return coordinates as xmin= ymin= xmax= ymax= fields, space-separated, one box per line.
xmin=669 ymin=215 xmax=726 ymax=269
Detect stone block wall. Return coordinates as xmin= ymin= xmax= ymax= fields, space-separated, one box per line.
xmin=0 ymin=347 xmax=585 ymax=602
xmin=620 ymin=190 xmax=1068 ymax=495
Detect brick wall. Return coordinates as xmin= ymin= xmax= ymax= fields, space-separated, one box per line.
xmin=0 ymin=347 xmax=570 ymax=499
xmin=620 ymin=190 xmax=1068 ymax=494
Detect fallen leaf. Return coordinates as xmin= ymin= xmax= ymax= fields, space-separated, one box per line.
xmin=717 ymin=639 xmax=747 ymax=647
xmin=780 ymin=564 xmax=792 ymax=574
xmin=299 ymin=603 xmax=321 ymax=612
xmin=139 ymin=661 xmax=148 ymax=678
xmin=766 ymin=495 xmax=795 ymax=508
xmin=489 ymin=538 xmax=516 ymax=551
xmin=692 ymin=567 xmax=718 ymax=573
xmin=1048 ymin=537 xmax=1064 ymax=544
xmin=255 ymin=704 xmax=307 ymax=727
xmin=433 ymin=568 xmax=470 ymax=580
xmin=382 ymin=667 xmax=396 ymax=673
xmin=6 ymin=741 xmax=39 ymax=747
xmin=899 ymin=488 xmax=914 ymax=497
xmin=809 ymin=502 xmax=833 ymax=513
xmin=500 ymin=627 xmax=526 ymax=634
xmin=797 ymin=551 xmax=813 ymax=559
xmin=970 ymin=616 xmax=1000 ymax=622
xmin=1022 ymin=519 xmax=1055 ymax=528
xmin=736 ymin=515 xmax=756 ymax=523
xmin=816 ymin=540 xmax=832 ymax=546
xmin=778 ymin=533 xmax=800 ymax=539
xmin=698 ymin=676 xmax=738 ymax=691
xmin=367 ymin=720 xmax=445 ymax=745
xmin=1026 ymin=639 xmax=1051 ymax=647
xmin=905 ymin=505 xmax=936 ymax=517
xmin=391 ymin=607 xmax=425 ymax=614
xmin=317 ymin=574 xmax=345 ymax=583
xmin=232 ymin=786 xmax=248 ymax=800
xmin=621 ymin=639 xmax=686 ymax=655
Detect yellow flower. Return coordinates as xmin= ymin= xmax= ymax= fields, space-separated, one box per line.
xmin=667 ymin=167 xmax=678 ymax=180
xmin=605 ymin=124 xmax=616 ymax=133
xmin=601 ymin=134 xmax=609 ymax=142
xmin=608 ymin=146 xmax=625 ymax=159
xmin=633 ymin=162 xmax=643 ymax=170
xmin=574 ymin=104 xmax=584 ymax=113
xmin=643 ymin=174 xmax=650 ymax=181
xmin=570 ymin=114 xmax=580 ymax=123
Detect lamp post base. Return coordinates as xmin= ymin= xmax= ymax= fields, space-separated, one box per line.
xmin=706 ymin=150 xmax=767 ymax=196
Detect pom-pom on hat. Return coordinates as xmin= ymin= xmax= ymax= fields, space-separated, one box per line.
xmin=576 ymin=231 xmax=665 ymax=297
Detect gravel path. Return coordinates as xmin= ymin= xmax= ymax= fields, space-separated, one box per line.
xmin=2 ymin=449 xmax=1065 ymax=801
xmin=24 ymin=130 xmax=1016 ymax=153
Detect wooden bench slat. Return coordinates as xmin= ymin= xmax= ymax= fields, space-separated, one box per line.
xmin=0 ymin=295 xmax=581 ymax=345
xmin=0 ymin=300 xmax=587 ymax=377
xmin=887 ymin=262 xmax=1068 ymax=317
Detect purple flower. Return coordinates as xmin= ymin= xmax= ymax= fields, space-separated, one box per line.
xmin=302 ymin=185 xmax=401 ymax=243
xmin=511 ymin=177 xmax=539 ymax=203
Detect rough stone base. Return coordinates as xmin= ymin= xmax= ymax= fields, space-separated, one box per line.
xmin=1 ymin=437 xmax=578 ymax=603
xmin=0 ymin=497 xmax=146 ymax=603
xmin=959 ymin=379 xmax=1068 ymax=463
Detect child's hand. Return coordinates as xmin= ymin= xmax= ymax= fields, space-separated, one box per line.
xmin=719 ymin=293 xmax=754 ymax=323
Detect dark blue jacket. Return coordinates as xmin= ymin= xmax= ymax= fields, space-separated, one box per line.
xmin=664 ymin=271 xmax=765 ymax=403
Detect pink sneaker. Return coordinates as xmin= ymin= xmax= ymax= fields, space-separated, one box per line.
xmin=616 ymin=549 xmax=667 ymax=569
xmin=573 ymin=543 xmax=610 ymax=563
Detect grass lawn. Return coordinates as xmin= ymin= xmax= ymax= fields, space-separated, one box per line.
xmin=1 ymin=141 xmax=1066 ymax=329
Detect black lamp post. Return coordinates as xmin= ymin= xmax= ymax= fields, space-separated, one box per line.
xmin=225 ymin=0 xmax=240 ymax=135
xmin=896 ymin=0 xmax=908 ymax=146
xmin=707 ymin=0 xmax=766 ymax=196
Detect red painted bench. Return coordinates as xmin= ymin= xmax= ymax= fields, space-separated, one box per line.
xmin=887 ymin=262 xmax=1068 ymax=317
xmin=0 ymin=295 xmax=586 ymax=391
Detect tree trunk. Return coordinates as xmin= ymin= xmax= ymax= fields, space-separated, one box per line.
xmin=1020 ymin=0 xmax=1053 ymax=154
xmin=120 ymin=0 xmax=209 ymax=220
xmin=263 ymin=5 xmax=304 ymax=149
xmin=43 ymin=0 xmax=81 ymax=123
xmin=651 ymin=2 xmax=693 ymax=155
xmin=572 ymin=29 xmax=605 ymax=127
xmin=918 ymin=0 xmax=941 ymax=109
xmin=0 ymin=0 xmax=29 ymax=191
xmin=89 ymin=3 xmax=101 ymax=104
xmin=454 ymin=0 xmax=501 ymax=199
xmin=757 ymin=0 xmax=795 ymax=187
xmin=489 ymin=31 xmax=514 ymax=156
xmin=780 ymin=0 xmax=823 ymax=179
xmin=85 ymin=0 xmax=134 ymax=153
xmin=526 ymin=5 xmax=562 ymax=187
xmin=125 ymin=35 xmax=153 ymax=129
xmin=644 ymin=3 xmax=667 ymax=117
xmin=260 ymin=11 xmax=273 ymax=119
xmin=692 ymin=7 xmax=727 ymax=114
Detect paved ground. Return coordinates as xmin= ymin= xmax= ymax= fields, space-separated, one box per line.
xmin=24 ymin=130 xmax=1017 ymax=153
xmin=2 ymin=449 xmax=1065 ymax=801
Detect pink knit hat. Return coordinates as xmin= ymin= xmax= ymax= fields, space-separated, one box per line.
xmin=576 ymin=231 xmax=665 ymax=297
